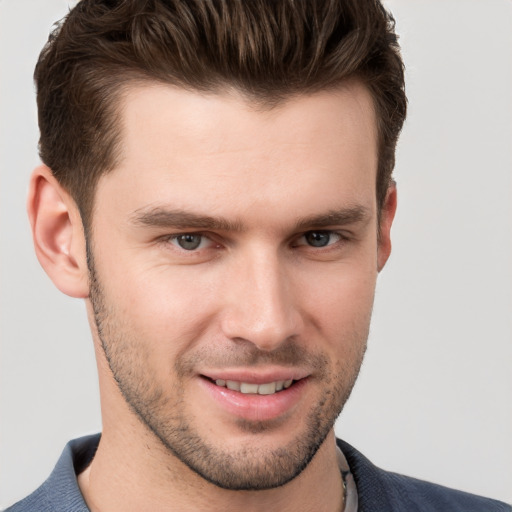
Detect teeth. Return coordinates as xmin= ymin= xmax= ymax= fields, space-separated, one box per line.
xmin=226 ymin=380 xmax=241 ymax=391
xmin=240 ymin=383 xmax=259 ymax=394
xmin=257 ymin=382 xmax=276 ymax=395
xmin=214 ymin=379 xmax=293 ymax=395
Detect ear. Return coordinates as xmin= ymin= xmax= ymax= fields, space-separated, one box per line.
xmin=27 ymin=165 xmax=89 ymax=298
xmin=377 ymin=183 xmax=397 ymax=272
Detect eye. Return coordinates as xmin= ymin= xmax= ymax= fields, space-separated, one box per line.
xmin=169 ymin=233 xmax=211 ymax=251
xmin=299 ymin=230 xmax=342 ymax=248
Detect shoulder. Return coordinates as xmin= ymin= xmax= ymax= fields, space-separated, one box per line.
xmin=3 ymin=435 xmax=100 ymax=512
xmin=3 ymin=486 xmax=50 ymax=512
xmin=380 ymin=470 xmax=511 ymax=512
xmin=337 ymin=439 xmax=511 ymax=512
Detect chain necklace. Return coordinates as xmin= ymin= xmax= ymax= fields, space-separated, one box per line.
xmin=336 ymin=446 xmax=359 ymax=512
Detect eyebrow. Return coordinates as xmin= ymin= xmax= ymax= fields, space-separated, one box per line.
xmin=294 ymin=206 xmax=371 ymax=231
xmin=130 ymin=205 xmax=371 ymax=232
xmin=130 ymin=207 xmax=243 ymax=231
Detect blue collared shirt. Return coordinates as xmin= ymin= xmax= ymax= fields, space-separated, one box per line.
xmin=4 ymin=434 xmax=511 ymax=512
xmin=4 ymin=435 xmax=99 ymax=512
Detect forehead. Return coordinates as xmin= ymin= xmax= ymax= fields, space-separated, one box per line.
xmin=97 ymin=82 xmax=378 ymax=226
xmin=117 ymin=81 xmax=377 ymax=159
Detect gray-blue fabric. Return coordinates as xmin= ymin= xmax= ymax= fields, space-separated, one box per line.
xmin=4 ymin=434 xmax=511 ymax=511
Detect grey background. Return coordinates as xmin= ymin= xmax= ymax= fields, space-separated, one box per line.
xmin=1 ymin=0 xmax=511 ymax=507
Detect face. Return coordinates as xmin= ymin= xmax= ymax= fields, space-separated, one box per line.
xmin=87 ymin=83 xmax=389 ymax=490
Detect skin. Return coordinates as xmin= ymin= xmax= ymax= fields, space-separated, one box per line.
xmin=28 ymin=81 xmax=396 ymax=512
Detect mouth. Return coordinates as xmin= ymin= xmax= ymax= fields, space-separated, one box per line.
xmin=198 ymin=372 xmax=308 ymax=422
xmin=206 ymin=377 xmax=295 ymax=396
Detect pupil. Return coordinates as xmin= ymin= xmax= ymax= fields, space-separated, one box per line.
xmin=178 ymin=234 xmax=202 ymax=250
xmin=306 ymin=231 xmax=330 ymax=247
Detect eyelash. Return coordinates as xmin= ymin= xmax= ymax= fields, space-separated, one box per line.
xmin=293 ymin=231 xmax=346 ymax=248
xmin=164 ymin=232 xmax=218 ymax=252
xmin=162 ymin=230 xmax=349 ymax=253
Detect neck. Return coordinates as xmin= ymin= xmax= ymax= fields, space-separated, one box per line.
xmin=78 ymin=427 xmax=344 ymax=512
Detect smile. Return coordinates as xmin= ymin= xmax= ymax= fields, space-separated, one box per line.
xmin=213 ymin=379 xmax=294 ymax=395
xmin=200 ymin=374 xmax=308 ymax=421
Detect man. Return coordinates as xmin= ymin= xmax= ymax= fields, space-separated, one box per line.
xmin=3 ymin=0 xmax=510 ymax=511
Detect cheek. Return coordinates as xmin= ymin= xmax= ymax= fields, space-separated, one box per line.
xmin=297 ymin=262 xmax=377 ymax=343
xmin=107 ymin=263 xmax=222 ymax=345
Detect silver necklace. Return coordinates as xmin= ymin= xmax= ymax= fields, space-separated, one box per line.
xmin=336 ymin=446 xmax=358 ymax=512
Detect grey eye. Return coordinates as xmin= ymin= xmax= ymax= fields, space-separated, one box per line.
xmin=175 ymin=234 xmax=203 ymax=250
xmin=304 ymin=231 xmax=332 ymax=247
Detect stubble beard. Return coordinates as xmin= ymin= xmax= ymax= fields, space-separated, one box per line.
xmin=87 ymin=252 xmax=368 ymax=491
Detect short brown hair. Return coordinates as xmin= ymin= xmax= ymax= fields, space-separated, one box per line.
xmin=35 ymin=0 xmax=406 ymax=227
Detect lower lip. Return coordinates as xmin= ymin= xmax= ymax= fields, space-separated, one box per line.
xmin=199 ymin=377 xmax=309 ymax=422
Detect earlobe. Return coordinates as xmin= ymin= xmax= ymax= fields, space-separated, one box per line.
xmin=27 ymin=165 xmax=89 ymax=298
xmin=377 ymin=183 xmax=397 ymax=272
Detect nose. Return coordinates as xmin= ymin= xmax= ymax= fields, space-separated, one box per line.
xmin=220 ymin=249 xmax=304 ymax=351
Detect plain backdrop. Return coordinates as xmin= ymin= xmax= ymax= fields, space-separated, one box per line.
xmin=1 ymin=0 xmax=511 ymax=508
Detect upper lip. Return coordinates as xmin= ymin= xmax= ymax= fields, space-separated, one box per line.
xmin=200 ymin=367 xmax=310 ymax=384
